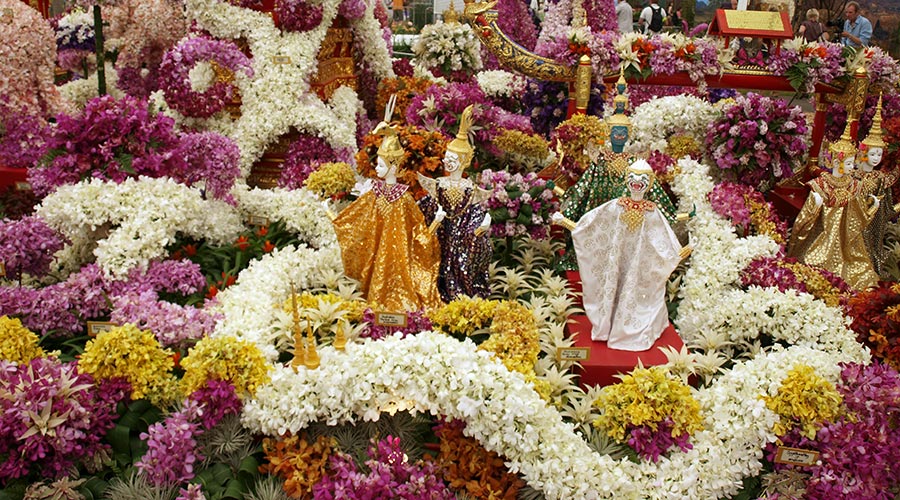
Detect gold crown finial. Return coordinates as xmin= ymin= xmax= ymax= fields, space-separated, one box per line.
xmin=829 ymin=119 xmax=858 ymax=168
xmin=443 ymin=1 xmax=459 ymax=23
xmin=304 ymin=320 xmax=320 ymax=369
xmin=289 ymin=284 xmax=305 ymax=370
xmin=862 ymin=93 xmax=886 ymax=150
xmin=334 ymin=320 xmax=348 ymax=351
xmin=446 ymin=105 xmax=475 ymax=166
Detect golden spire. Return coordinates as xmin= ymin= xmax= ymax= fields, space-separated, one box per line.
xmin=862 ymin=93 xmax=886 ymax=149
xmin=443 ymin=1 xmax=460 ymax=23
xmin=305 ymin=320 xmax=320 ymax=369
xmin=334 ymin=320 xmax=348 ymax=351
xmin=829 ymin=118 xmax=858 ymax=169
xmin=289 ymin=284 xmax=305 ymax=370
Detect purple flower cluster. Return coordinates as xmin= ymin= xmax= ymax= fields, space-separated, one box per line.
xmin=824 ymin=92 xmax=900 ymax=143
xmin=706 ymin=93 xmax=809 ymax=192
xmin=28 ymin=95 xmax=187 ymax=197
xmin=158 ymin=36 xmax=254 ymax=119
xmin=626 ymin=84 xmax=701 ymax=109
xmin=312 ymin=436 xmax=454 ymax=500
xmin=521 ymin=79 xmax=569 ymax=135
xmin=0 ymin=215 xmax=67 ymax=279
xmin=111 ymin=291 xmax=221 ymax=349
xmin=707 ymin=182 xmax=788 ymax=241
xmin=583 ymin=0 xmax=617 ymax=32
xmin=767 ymin=41 xmax=845 ymax=94
xmin=740 ymin=256 xmax=808 ymax=294
xmin=706 ymin=88 xmax=736 ymax=104
xmin=359 ymin=307 xmax=433 ymax=340
xmin=0 ymin=259 xmax=206 ymax=336
xmin=275 ymin=0 xmax=324 ymax=32
xmin=115 ymin=63 xmax=163 ymax=101
xmin=176 ymin=484 xmax=206 ymax=500
xmin=137 ymin=380 xmax=242 ymax=487
xmin=478 ymin=169 xmax=559 ymax=240
xmin=278 ymin=133 xmax=340 ymax=190
xmin=768 ymin=361 xmax=900 ymax=499
xmin=0 ymin=357 xmax=129 ymax=482
xmin=627 ymin=417 xmax=693 ymax=463
xmin=495 ymin=0 xmax=538 ymax=51
xmin=52 ymin=15 xmax=95 ymax=52
xmin=0 ymin=101 xmax=49 ymax=169
xmin=338 ymin=0 xmax=366 ymax=20
xmin=137 ymin=400 xmax=204 ymax=486
xmin=178 ymin=132 xmax=241 ymax=203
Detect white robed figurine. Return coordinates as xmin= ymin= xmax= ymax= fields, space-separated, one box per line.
xmin=553 ymin=159 xmax=690 ymax=351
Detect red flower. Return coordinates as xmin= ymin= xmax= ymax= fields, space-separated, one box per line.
xmin=256 ymin=226 xmax=268 ymax=237
xmin=262 ymin=240 xmax=275 ymax=253
xmin=183 ymin=244 xmax=197 ymax=256
xmin=234 ymin=235 xmax=250 ymax=251
xmin=207 ymin=285 xmax=219 ymax=299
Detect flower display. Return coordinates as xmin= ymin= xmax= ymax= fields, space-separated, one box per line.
xmin=767 ymin=38 xmax=847 ymax=95
xmin=374 ymin=75 xmax=433 ymax=125
xmin=110 ymin=291 xmax=221 ymax=349
xmin=823 ymin=92 xmax=900 ymax=144
xmin=430 ymin=419 xmax=524 ymax=498
xmin=707 ymin=182 xmax=788 ymax=244
xmin=136 ymin=400 xmax=204 ymax=486
xmin=158 ymin=36 xmax=254 ymax=118
xmin=178 ymin=131 xmax=242 ymax=203
xmin=845 ymin=281 xmax=900 ymax=369
xmin=762 ymin=364 xmax=844 ymax=439
xmin=179 ymin=334 xmax=271 ymax=398
xmin=359 ymin=307 xmax=432 ymax=340
xmin=478 ymin=170 xmax=559 ymax=240
xmin=0 ymin=316 xmax=45 ymax=364
xmin=491 ymin=129 xmax=550 ymax=172
xmin=847 ymin=45 xmax=900 ymax=91
xmin=593 ymin=366 xmax=703 ymax=461
xmin=627 ymin=94 xmax=720 ymax=155
xmin=741 ymin=256 xmax=850 ymax=308
xmin=706 ymin=93 xmax=809 ymax=192
xmin=0 ymin=357 xmax=128 ymax=482
xmin=78 ymin=324 xmax=179 ymax=405
xmin=615 ymin=33 xmax=729 ymax=91
xmin=0 ymin=102 xmax=49 ymax=169
xmin=413 ymin=21 xmax=482 ymax=81
xmin=303 ymin=161 xmax=356 ymax=199
xmin=0 ymin=215 xmax=66 ymax=279
xmin=275 ymin=0 xmax=325 ymax=32
xmin=550 ymin=114 xmax=610 ymax=182
xmin=260 ymin=433 xmax=335 ymax=497
xmin=278 ymin=133 xmax=343 ymax=190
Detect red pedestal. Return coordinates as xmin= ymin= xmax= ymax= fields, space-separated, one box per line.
xmin=767 ymin=185 xmax=809 ymax=225
xmin=0 ymin=167 xmax=29 ymax=190
xmin=565 ymin=270 xmax=583 ymax=309
xmin=565 ymin=314 xmax=684 ymax=387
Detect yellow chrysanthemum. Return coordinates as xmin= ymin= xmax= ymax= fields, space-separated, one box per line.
xmin=746 ymin=197 xmax=786 ymax=245
xmin=429 ymin=296 xmax=497 ymax=336
xmin=784 ymin=262 xmax=846 ymax=308
xmin=494 ymin=130 xmax=551 ymax=160
xmin=665 ymin=133 xmax=701 ymax=160
xmin=78 ymin=324 xmax=178 ymax=406
xmin=180 ymin=334 xmax=271 ymax=398
xmin=304 ymin=162 xmax=356 ymax=199
xmin=0 ymin=316 xmax=45 ymax=364
xmin=762 ymin=364 xmax=844 ymax=439
xmin=480 ymin=301 xmax=540 ymax=375
xmin=593 ymin=366 xmax=704 ymax=441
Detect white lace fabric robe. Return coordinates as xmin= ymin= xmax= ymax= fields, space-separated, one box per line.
xmin=572 ymin=198 xmax=681 ymax=351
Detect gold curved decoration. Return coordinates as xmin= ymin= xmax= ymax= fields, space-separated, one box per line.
xmin=463 ymin=0 xmax=575 ymax=82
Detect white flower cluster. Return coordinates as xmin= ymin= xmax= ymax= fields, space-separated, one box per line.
xmin=670 ymin=157 xmax=867 ymax=359
xmin=626 ymin=95 xmax=721 ymax=154
xmin=413 ymin=21 xmax=483 ymax=75
xmin=183 ymin=0 xmax=393 ymax=177
xmin=58 ymin=63 xmax=125 ymax=109
xmin=55 ymin=9 xmax=94 ymax=48
xmin=232 ymin=183 xmax=338 ymax=250
xmin=36 ymin=177 xmax=242 ymax=277
xmin=212 ymin=243 xmax=342 ymax=359
xmin=476 ymin=70 xmax=527 ymax=100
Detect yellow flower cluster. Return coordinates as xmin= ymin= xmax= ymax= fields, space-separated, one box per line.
xmin=593 ymin=366 xmax=704 ymax=442
xmin=479 ymin=301 xmax=540 ymax=376
xmin=784 ymin=262 xmax=845 ymax=308
xmin=304 ymin=162 xmax=356 ymax=199
xmin=553 ymin=114 xmax=610 ymax=169
xmin=494 ymin=130 xmax=550 ymax=161
xmin=282 ymin=292 xmax=367 ymax=323
xmin=762 ymin=364 xmax=844 ymax=439
xmin=429 ymin=296 xmax=496 ymax=336
xmin=665 ymin=133 xmax=701 ymax=160
xmin=0 ymin=316 xmax=45 ymax=364
xmin=78 ymin=324 xmax=178 ymax=406
xmin=260 ymin=433 xmax=335 ymax=498
xmin=746 ymin=196 xmax=786 ymax=245
xmin=179 ymin=334 xmax=271 ymax=398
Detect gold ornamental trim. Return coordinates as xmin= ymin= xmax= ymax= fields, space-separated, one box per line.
xmin=463 ymin=0 xmax=575 ymax=82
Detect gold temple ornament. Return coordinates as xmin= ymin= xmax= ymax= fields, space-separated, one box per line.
xmin=290 ymin=284 xmax=305 ymax=370
xmin=333 ymin=320 xmax=349 ymax=351
xmin=305 ymin=321 xmax=320 ymax=370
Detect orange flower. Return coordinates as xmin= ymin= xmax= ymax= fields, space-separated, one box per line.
xmin=262 ymin=240 xmax=275 ymax=253
xmin=221 ymin=272 xmax=236 ymax=288
xmin=207 ymin=285 xmax=218 ymax=299
xmin=183 ymin=244 xmax=197 ymax=257
xmin=256 ymin=226 xmax=268 ymax=237
xmin=234 ymin=235 xmax=250 ymax=251
xmin=815 ymin=46 xmax=827 ymax=59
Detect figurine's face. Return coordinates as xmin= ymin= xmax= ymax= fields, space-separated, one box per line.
xmin=843 ymin=156 xmax=856 ymax=174
xmin=626 ymin=170 xmax=651 ymax=198
xmin=584 ymin=141 xmax=601 ymax=164
xmin=610 ymin=126 xmax=628 ymax=153
xmin=869 ymin=147 xmax=883 ymax=168
xmin=375 ymin=156 xmax=395 ymax=179
xmin=443 ymin=150 xmax=461 ymax=173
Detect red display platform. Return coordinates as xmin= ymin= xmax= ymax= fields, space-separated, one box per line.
xmin=564 ymin=270 xmax=583 ymax=309
xmin=565 ymin=314 xmax=684 ymax=387
xmin=0 ymin=167 xmax=29 ymax=190
xmin=767 ymin=185 xmax=809 ymax=224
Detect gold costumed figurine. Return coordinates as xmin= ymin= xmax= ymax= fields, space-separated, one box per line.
xmin=331 ymin=95 xmax=445 ymax=312
xmin=787 ymin=120 xmax=881 ymax=291
xmin=854 ymin=94 xmax=900 ymax=279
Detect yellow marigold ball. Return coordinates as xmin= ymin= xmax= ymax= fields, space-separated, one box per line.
xmin=0 ymin=316 xmax=45 ymax=364
xmin=429 ymin=296 xmax=496 ymax=336
xmin=304 ymin=162 xmax=356 ymax=199
xmin=762 ymin=364 xmax=844 ymax=439
xmin=78 ymin=324 xmax=178 ymax=406
xmin=180 ymin=335 xmax=271 ymax=398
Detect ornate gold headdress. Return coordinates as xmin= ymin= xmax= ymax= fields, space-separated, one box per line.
xmin=446 ymin=105 xmax=475 ymax=168
xmin=443 ymin=1 xmax=460 ymax=23
xmin=374 ymin=94 xmax=405 ymax=166
xmin=607 ymin=66 xmax=631 ymax=128
xmin=862 ymin=93 xmax=886 ymax=150
xmin=829 ymin=118 xmax=858 ymax=168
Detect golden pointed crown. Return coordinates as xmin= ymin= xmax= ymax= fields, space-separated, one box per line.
xmin=374 ymin=94 xmax=405 ymax=165
xmin=446 ymin=105 xmax=475 ymax=164
xmin=862 ymin=93 xmax=886 ymax=150
xmin=443 ymin=1 xmax=460 ymax=23
xmin=829 ymin=119 xmax=858 ymax=163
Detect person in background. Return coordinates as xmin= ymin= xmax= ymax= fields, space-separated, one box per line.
xmin=842 ymin=1 xmax=872 ymax=48
xmin=667 ymin=0 xmax=681 ymax=29
xmin=638 ymin=0 xmax=665 ymax=35
xmin=616 ymin=0 xmax=634 ymax=33
xmin=798 ymin=8 xmax=827 ymax=42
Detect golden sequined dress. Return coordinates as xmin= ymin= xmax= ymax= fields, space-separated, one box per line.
xmin=854 ymin=168 xmax=899 ymax=279
xmin=787 ymin=173 xmax=879 ymax=291
xmin=332 ymin=181 xmax=443 ymax=312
